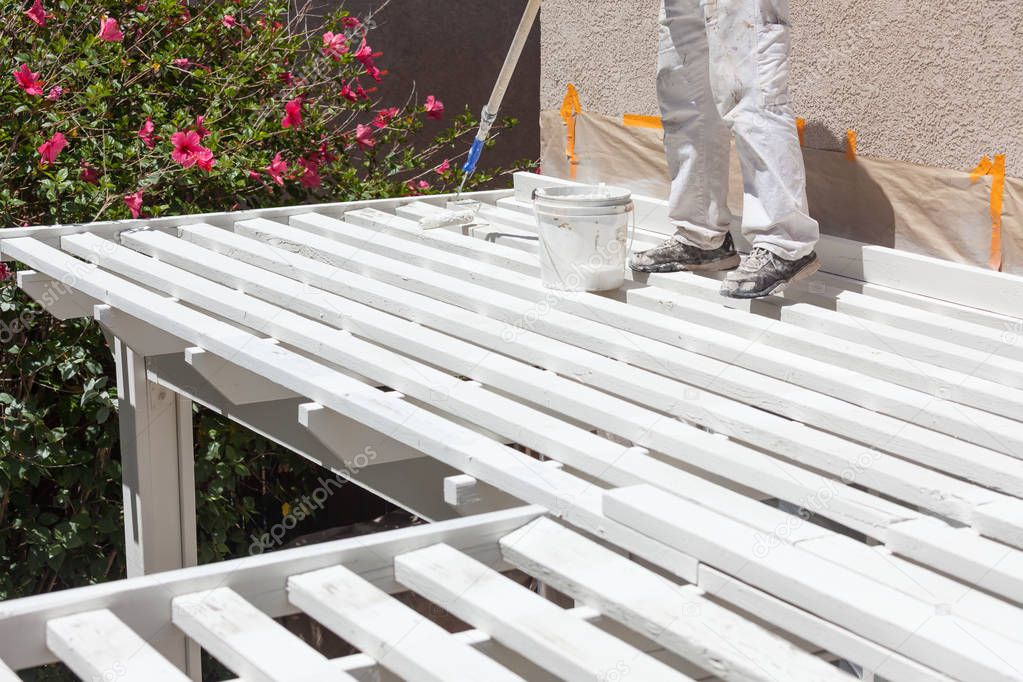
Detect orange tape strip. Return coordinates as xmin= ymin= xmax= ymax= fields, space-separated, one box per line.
xmin=796 ymin=117 xmax=806 ymax=147
xmin=989 ymin=154 xmax=1006 ymax=271
xmin=560 ymin=84 xmax=582 ymax=180
xmin=970 ymin=156 xmax=994 ymax=184
xmin=845 ymin=129 xmax=857 ymax=161
xmin=623 ymin=114 xmax=664 ymax=130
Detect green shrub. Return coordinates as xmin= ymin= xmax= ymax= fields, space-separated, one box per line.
xmin=1 ymin=0 xmax=520 ymax=605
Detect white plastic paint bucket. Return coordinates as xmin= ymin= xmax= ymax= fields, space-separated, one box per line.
xmin=533 ymin=184 xmax=633 ymax=292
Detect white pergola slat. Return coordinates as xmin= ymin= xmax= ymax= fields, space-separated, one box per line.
xmin=2 ymin=172 xmax=1021 ymax=681
xmin=394 ymin=543 xmax=696 ymax=682
xmin=46 ymin=609 xmax=190 ymax=682
xmin=288 ymin=564 xmax=527 ymax=681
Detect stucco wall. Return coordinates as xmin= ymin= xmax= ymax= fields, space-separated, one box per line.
xmin=540 ymin=0 xmax=1023 ymax=175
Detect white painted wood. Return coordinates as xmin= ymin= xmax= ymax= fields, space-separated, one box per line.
xmin=1 ymin=236 xmax=700 ymax=583
xmin=627 ymin=285 xmax=1023 ymax=420
xmin=185 ymin=346 xmax=299 ymax=405
xmin=112 ymin=336 xmax=200 ymax=676
xmin=227 ymin=213 xmax=1023 ymax=500
xmin=46 ymin=609 xmax=190 ymax=682
xmin=836 ymin=291 xmax=1023 ymax=363
xmin=697 ymin=567 xmax=954 ymax=682
xmin=111 ymin=225 xmax=943 ymax=542
xmin=279 ymin=213 xmax=1023 ymax=457
xmin=173 ymin=587 xmax=355 ymax=682
xmin=297 ymin=402 xmax=426 ymax=467
xmin=288 ymin=564 xmax=526 ymax=682
xmin=89 ymin=233 xmax=914 ymax=550
xmin=96 ymin=304 xmax=191 ymax=357
xmin=0 ymin=504 xmax=543 ymax=671
xmin=15 ymin=270 xmax=99 ymax=320
xmin=885 ymin=518 xmax=1023 ymax=605
xmin=604 ymin=485 xmax=1023 ymax=682
xmin=0 ymin=661 xmax=19 ymax=682
xmin=444 ymin=473 xmax=481 ymax=506
xmin=172 ymin=218 xmax=1023 ymax=537
xmin=974 ymin=499 xmax=1023 ymax=549
xmin=394 ymin=543 xmax=695 ymax=682
xmin=500 ymin=517 xmax=849 ymax=682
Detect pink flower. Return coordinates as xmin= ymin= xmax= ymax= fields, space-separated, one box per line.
xmin=13 ymin=64 xmax=44 ymax=96
xmin=321 ymin=31 xmax=349 ymax=60
xmin=299 ymin=164 xmax=321 ymax=188
xmin=342 ymin=16 xmax=360 ymax=29
xmin=138 ymin=117 xmax=156 ymax=148
xmin=354 ymin=124 xmax=375 ymax=150
xmin=195 ymin=115 xmax=210 ymax=139
xmin=279 ymin=71 xmax=294 ymax=85
xmin=80 ymin=161 xmax=101 ymax=184
xmin=25 ymin=0 xmax=52 ymax=26
xmin=340 ymin=83 xmax=357 ymax=102
xmin=222 ymin=14 xmax=236 ymax=27
xmin=247 ymin=169 xmax=261 ymax=181
xmin=37 ymin=132 xmax=67 ymax=167
xmin=170 ymin=130 xmax=215 ymax=171
xmin=364 ymin=64 xmax=383 ymax=82
xmin=417 ymin=180 xmax=430 ymax=190
xmin=172 ymin=58 xmax=191 ymax=68
xmin=281 ymin=97 xmax=303 ymax=129
xmin=424 ymin=95 xmax=444 ymax=120
xmin=98 ymin=17 xmax=123 ymax=42
xmin=353 ymin=39 xmax=374 ymax=67
xmin=124 ymin=190 xmax=143 ymax=218
xmin=435 ymin=159 xmax=451 ymax=174
xmin=265 ymin=153 xmax=287 ymax=185
xmin=0 ymin=262 xmax=10 ymax=282
xmin=46 ymin=86 xmax=62 ymax=101
xmin=372 ymin=107 xmax=398 ymax=129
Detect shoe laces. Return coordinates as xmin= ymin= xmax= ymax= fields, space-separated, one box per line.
xmin=741 ymin=246 xmax=774 ymax=272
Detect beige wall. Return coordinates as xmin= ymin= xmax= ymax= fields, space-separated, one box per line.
xmin=540 ymin=0 xmax=1023 ymax=176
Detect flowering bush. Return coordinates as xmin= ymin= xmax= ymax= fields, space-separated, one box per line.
xmin=0 ymin=0 xmax=525 ymax=627
xmin=1 ymin=0 xmax=515 ymax=228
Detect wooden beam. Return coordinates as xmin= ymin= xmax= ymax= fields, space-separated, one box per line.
xmin=0 ymin=505 xmax=543 ymax=671
xmin=47 ymin=609 xmax=190 ymax=682
xmin=395 ymin=543 xmax=695 ymax=681
xmin=288 ymin=565 xmax=527 ymax=681
xmin=185 ymin=346 xmax=300 ymax=405
xmin=15 ymin=270 xmax=99 ymax=320
xmin=97 ymin=304 xmax=191 ymax=357
xmin=173 ymin=587 xmax=355 ymax=682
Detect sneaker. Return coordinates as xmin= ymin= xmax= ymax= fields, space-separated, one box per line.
xmin=629 ymin=233 xmax=741 ymax=273
xmin=720 ymin=246 xmax=821 ymax=299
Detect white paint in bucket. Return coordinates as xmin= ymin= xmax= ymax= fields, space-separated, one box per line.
xmin=533 ymin=184 xmax=634 ymax=291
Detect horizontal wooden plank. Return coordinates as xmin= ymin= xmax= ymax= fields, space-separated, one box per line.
xmin=395 ymin=543 xmax=695 ymax=682
xmin=604 ymin=485 xmax=1023 ymax=682
xmin=173 ymin=587 xmax=353 ymax=682
xmin=288 ymin=565 xmax=526 ymax=681
xmin=46 ymin=609 xmax=190 ymax=682
xmin=500 ymin=518 xmax=850 ymax=682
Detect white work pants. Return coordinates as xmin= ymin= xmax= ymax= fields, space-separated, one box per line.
xmin=658 ymin=0 xmax=819 ymax=259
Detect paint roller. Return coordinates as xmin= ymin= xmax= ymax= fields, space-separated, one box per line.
xmin=420 ymin=0 xmax=542 ymax=230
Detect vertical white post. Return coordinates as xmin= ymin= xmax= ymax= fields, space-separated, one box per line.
xmin=114 ymin=337 xmax=200 ymax=679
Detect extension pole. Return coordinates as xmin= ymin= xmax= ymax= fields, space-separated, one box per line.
xmin=460 ymin=0 xmax=542 ymax=188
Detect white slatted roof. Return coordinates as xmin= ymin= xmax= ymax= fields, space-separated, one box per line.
xmin=2 ymin=172 xmax=1023 ymax=681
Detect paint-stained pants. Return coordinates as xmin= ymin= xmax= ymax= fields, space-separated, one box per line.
xmin=658 ymin=0 xmax=819 ymax=260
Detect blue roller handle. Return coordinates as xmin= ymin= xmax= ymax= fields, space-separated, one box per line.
xmin=462 ymin=137 xmax=486 ymax=176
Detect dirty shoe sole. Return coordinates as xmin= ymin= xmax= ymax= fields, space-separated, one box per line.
xmin=721 ymin=255 xmax=822 ymax=299
xmin=630 ymin=252 xmax=741 ymax=274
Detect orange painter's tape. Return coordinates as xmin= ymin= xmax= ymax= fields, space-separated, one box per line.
xmin=560 ymin=84 xmax=582 ymax=180
xmin=623 ymin=114 xmax=663 ymax=130
xmin=988 ymin=154 xmax=1006 ymax=271
xmin=970 ymin=155 xmax=994 ymax=184
xmin=845 ymin=130 xmax=857 ymax=161
xmin=795 ymin=117 xmax=806 ymax=147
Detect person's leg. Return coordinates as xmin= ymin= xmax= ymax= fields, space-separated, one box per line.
xmin=630 ymin=0 xmax=738 ymax=273
xmin=705 ymin=0 xmax=821 ymax=297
